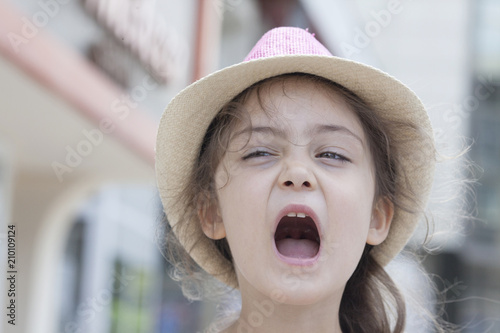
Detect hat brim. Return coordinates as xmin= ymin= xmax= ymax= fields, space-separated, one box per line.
xmin=156 ymin=55 xmax=435 ymax=288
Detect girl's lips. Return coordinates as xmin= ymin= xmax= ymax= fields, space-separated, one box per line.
xmin=273 ymin=204 xmax=322 ymax=266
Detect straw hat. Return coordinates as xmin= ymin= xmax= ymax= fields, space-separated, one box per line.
xmin=156 ymin=27 xmax=435 ymax=287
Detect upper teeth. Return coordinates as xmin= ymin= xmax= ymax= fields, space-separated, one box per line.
xmin=287 ymin=212 xmax=307 ymax=218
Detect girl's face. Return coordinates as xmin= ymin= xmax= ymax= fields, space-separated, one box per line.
xmin=202 ymin=78 xmax=393 ymax=307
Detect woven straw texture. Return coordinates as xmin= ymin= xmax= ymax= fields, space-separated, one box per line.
xmin=155 ymin=27 xmax=435 ymax=288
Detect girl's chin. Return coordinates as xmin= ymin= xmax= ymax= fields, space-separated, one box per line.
xmin=246 ymin=279 xmax=342 ymax=307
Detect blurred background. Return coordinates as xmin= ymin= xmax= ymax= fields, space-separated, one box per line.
xmin=0 ymin=0 xmax=499 ymax=332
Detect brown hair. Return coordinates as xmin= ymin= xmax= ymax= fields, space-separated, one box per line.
xmin=164 ymin=73 xmax=434 ymax=331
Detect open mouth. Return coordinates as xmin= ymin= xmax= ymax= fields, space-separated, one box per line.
xmin=274 ymin=212 xmax=320 ymax=259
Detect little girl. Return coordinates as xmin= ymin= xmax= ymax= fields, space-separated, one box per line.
xmin=156 ymin=27 xmax=438 ymax=332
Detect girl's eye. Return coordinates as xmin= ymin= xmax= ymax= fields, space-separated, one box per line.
xmin=316 ymin=151 xmax=350 ymax=163
xmin=242 ymin=150 xmax=272 ymax=160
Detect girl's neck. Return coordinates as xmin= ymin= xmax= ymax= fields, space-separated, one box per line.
xmin=223 ymin=292 xmax=343 ymax=333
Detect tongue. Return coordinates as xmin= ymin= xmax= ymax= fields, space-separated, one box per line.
xmin=276 ymin=238 xmax=319 ymax=259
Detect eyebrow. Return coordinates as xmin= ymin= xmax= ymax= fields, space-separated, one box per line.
xmin=233 ymin=126 xmax=285 ymax=139
xmin=310 ymin=124 xmax=364 ymax=145
xmin=234 ymin=124 xmax=364 ymax=145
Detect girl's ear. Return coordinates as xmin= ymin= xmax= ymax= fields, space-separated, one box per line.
xmin=197 ymin=195 xmax=226 ymax=240
xmin=366 ymin=196 xmax=394 ymax=246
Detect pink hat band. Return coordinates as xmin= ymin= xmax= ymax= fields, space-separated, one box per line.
xmin=244 ymin=27 xmax=333 ymax=61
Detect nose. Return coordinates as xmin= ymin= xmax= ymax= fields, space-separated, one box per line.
xmin=278 ymin=159 xmax=317 ymax=191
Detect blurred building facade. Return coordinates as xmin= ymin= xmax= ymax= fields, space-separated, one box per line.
xmin=460 ymin=0 xmax=500 ymax=328
xmin=0 ymin=0 xmax=499 ymax=332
